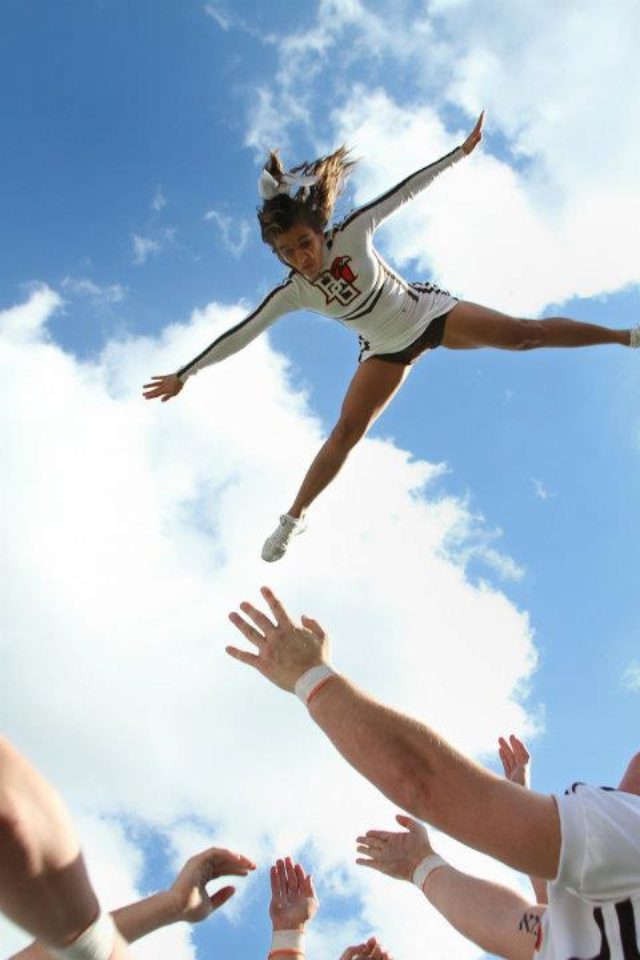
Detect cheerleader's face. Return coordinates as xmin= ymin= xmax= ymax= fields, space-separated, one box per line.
xmin=275 ymin=223 xmax=325 ymax=280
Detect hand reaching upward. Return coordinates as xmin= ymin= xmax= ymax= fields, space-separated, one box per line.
xmin=269 ymin=857 xmax=319 ymax=931
xmin=498 ymin=735 xmax=531 ymax=789
xmin=168 ymin=847 xmax=256 ymax=923
xmin=356 ymin=814 xmax=435 ymax=883
xmin=340 ymin=937 xmax=393 ymax=959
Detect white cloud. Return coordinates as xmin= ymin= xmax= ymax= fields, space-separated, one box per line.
xmin=61 ymin=276 xmax=127 ymax=305
xmin=243 ymin=0 xmax=640 ymax=314
xmin=1 ymin=286 xmax=538 ymax=958
xmin=131 ymin=229 xmax=176 ymax=266
xmin=151 ymin=186 xmax=167 ymax=213
xmin=204 ymin=209 xmax=251 ymax=257
xmin=204 ymin=3 xmax=231 ymax=30
xmin=623 ymin=663 xmax=640 ymax=691
xmin=131 ymin=233 xmax=161 ymax=265
xmin=532 ymin=478 xmax=554 ymax=501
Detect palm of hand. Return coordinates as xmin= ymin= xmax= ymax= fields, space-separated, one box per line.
xmin=269 ymin=889 xmax=318 ymax=927
xmin=357 ymin=818 xmax=432 ymax=882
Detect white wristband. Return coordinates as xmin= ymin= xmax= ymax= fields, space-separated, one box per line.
xmin=51 ymin=911 xmax=116 ymax=960
xmin=294 ymin=665 xmax=336 ymax=705
xmin=412 ymin=853 xmax=447 ymax=892
xmin=269 ymin=929 xmax=305 ymax=956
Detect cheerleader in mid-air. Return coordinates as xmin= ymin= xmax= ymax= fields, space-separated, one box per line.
xmin=144 ymin=112 xmax=638 ymax=561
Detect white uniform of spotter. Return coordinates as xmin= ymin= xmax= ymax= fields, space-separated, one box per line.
xmin=176 ymin=146 xmax=465 ymax=381
xmin=539 ymin=783 xmax=640 ymax=959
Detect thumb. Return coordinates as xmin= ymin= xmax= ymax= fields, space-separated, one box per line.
xmin=396 ymin=813 xmax=418 ymax=831
xmin=210 ymin=886 xmax=235 ymax=911
xmin=301 ymin=615 xmax=324 ymax=639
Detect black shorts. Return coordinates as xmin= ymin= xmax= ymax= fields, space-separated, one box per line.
xmin=372 ymin=310 xmax=451 ymax=365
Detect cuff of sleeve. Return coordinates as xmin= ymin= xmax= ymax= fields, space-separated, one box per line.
xmin=294 ymin=665 xmax=336 ymax=706
xmin=269 ymin=930 xmax=305 ymax=957
xmin=412 ymin=853 xmax=447 ymax=892
xmin=552 ymin=790 xmax=585 ymax=889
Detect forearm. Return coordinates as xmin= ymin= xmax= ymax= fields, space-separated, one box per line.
xmin=423 ymin=864 xmax=542 ymax=960
xmin=9 ymin=892 xmax=177 ymax=959
xmin=110 ymin=891 xmax=176 ymax=942
xmin=0 ymin=738 xmax=99 ymax=947
xmin=529 ymin=876 xmax=548 ymax=905
xmin=307 ymin=678 xmax=560 ymax=877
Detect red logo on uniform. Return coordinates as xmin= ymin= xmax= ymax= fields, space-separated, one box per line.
xmin=314 ymin=255 xmax=361 ymax=308
xmin=330 ymin=256 xmax=357 ymax=284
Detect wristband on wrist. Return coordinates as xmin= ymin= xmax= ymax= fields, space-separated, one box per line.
xmin=294 ymin=665 xmax=336 ymax=706
xmin=268 ymin=929 xmax=305 ymax=957
xmin=412 ymin=853 xmax=447 ymax=892
xmin=50 ymin=911 xmax=116 ymax=960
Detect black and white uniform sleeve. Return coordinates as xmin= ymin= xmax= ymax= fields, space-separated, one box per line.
xmin=553 ymin=785 xmax=640 ymax=901
xmin=340 ymin=146 xmax=465 ymax=236
xmin=176 ymin=278 xmax=300 ymax=381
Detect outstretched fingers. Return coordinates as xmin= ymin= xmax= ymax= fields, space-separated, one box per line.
xmin=260 ymin=586 xmax=291 ymax=626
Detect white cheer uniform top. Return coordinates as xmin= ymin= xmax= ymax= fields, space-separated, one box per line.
xmin=176 ymin=146 xmax=465 ymax=380
xmin=538 ymin=783 xmax=640 ymax=959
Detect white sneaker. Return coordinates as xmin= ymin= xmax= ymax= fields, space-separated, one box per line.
xmin=261 ymin=514 xmax=306 ymax=562
xmin=630 ymin=325 xmax=640 ymax=348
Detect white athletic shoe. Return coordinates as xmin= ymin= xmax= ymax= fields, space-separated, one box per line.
xmin=629 ymin=325 xmax=640 ymax=348
xmin=261 ymin=514 xmax=306 ymax=562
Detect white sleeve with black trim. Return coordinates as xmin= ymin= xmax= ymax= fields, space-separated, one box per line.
xmin=176 ymin=278 xmax=300 ymax=381
xmin=340 ymin=146 xmax=465 ymax=236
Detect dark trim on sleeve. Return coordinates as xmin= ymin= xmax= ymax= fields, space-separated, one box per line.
xmin=337 ymin=147 xmax=461 ymax=233
xmin=177 ymin=278 xmax=294 ymax=378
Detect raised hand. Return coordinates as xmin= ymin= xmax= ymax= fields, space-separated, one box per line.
xmin=356 ymin=814 xmax=434 ymax=882
xmin=168 ymin=847 xmax=256 ymax=923
xmin=269 ymin=857 xmax=319 ymax=931
xmin=498 ymin=734 xmax=531 ymax=789
xmin=227 ymin=586 xmax=331 ymax=692
xmin=340 ymin=937 xmax=393 ymax=959
xmin=461 ymin=110 xmax=485 ymax=155
xmin=143 ymin=374 xmax=184 ymax=402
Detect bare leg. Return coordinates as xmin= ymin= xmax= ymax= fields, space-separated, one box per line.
xmin=288 ymin=359 xmax=411 ymax=518
xmin=443 ymin=300 xmax=631 ymax=350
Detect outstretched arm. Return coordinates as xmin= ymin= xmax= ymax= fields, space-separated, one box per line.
xmin=341 ymin=111 xmax=484 ymax=235
xmin=226 ymin=588 xmax=561 ymax=880
xmin=143 ymin=279 xmax=299 ymax=401
xmin=9 ymin=846 xmax=256 ymax=960
xmin=498 ymin=735 xmax=548 ymax=905
xmin=0 ymin=736 xmax=132 ymax=958
xmin=357 ymin=814 xmax=543 ymax=960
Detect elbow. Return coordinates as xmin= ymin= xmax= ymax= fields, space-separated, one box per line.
xmin=383 ymin=753 xmax=438 ymax=823
xmin=0 ymin=789 xmax=33 ymax=872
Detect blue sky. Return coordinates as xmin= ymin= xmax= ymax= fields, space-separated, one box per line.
xmin=1 ymin=2 xmax=639 ymax=958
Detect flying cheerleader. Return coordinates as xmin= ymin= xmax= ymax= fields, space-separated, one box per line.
xmin=144 ymin=112 xmax=639 ymax=561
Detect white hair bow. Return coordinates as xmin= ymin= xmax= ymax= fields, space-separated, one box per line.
xmin=258 ymin=168 xmax=319 ymax=200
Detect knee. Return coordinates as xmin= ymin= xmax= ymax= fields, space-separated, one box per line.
xmin=511 ymin=319 xmax=546 ymax=350
xmin=330 ymin=416 xmax=367 ymax=450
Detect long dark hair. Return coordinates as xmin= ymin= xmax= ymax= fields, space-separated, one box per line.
xmin=258 ymin=145 xmax=357 ymax=248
